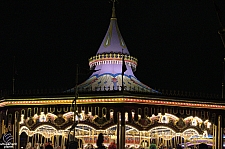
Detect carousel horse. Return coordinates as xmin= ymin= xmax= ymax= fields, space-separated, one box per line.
xmin=35 ymin=143 xmax=40 ymax=149
xmin=26 ymin=142 xmax=32 ymax=149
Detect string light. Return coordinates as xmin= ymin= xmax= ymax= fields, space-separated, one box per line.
xmin=2 ymin=98 xmax=225 ymax=109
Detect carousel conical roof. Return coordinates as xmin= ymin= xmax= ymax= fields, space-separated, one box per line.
xmin=96 ymin=6 xmax=129 ymax=55
xmin=77 ymin=4 xmax=157 ymax=93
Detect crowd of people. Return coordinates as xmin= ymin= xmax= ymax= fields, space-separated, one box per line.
xmin=25 ymin=141 xmax=63 ymax=149
xmin=24 ymin=133 xmax=112 ymax=149
xmin=24 ymin=134 xmax=209 ymax=149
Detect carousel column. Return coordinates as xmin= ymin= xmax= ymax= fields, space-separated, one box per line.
xmin=117 ymin=112 xmax=121 ymax=149
xmin=15 ymin=113 xmax=20 ymax=149
xmin=117 ymin=110 xmax=125 ymax=149
xmin=218 ymin=115 xmax=223 ymax=149
xmin=120 ymin=109 xmax=125 ymax=149
xmin=117 ymin=110 xmax=126 ymax=149
xmin=213 ymin=124 xmax=215 ymax=149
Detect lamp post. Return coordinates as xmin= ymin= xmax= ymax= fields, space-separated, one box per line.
xmin=74 ymin=64 xmax=79 ymax=136
xmin=67 ymin=64 xmax=100 ymax=149
xmin=67 ymin=64 xmax=79 ymax=149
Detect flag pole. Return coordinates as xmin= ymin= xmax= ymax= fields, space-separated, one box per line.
xmin=120 ymin=49 xmax=126 ymax=149
xmin=73 ymin=64 xmax=79 ymax=137
xmin=12 ymin=56 xmax=15 ymax=95
xmin=212 ymin=0 xmax=225 ymax=99
xmin=213 ymin=0 xmax=225 ymax=48
xmin=67 ymin=64 xmax=79 ymax=149
xmin=222 ymin=58 xmax=225 ymax=99
xmin=121 ymin=49 xmax=127 ymax=91
xmin=218 ymin=29 xmax=225 ymax=49
xmin=122 ymin=54 xmax=124 ymax=91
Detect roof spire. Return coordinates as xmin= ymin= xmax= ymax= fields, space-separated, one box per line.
xmin=111 ymin=0 xmax=116 ymax=18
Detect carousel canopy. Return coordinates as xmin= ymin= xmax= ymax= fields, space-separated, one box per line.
xmin=76 ymin=2 xmax=157 ymax=93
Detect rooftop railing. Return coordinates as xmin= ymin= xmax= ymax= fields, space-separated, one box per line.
xmin=0 ymin=86 xmax=221 ymax=100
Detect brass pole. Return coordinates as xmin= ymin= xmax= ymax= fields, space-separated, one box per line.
xmin=120 ymin=110 xmax=125 ymax=149
xmin=117 ymin=112 xmax=120 ymax=149
xmin=218 ymin=115 xmax=223 ymax=149
xmin=215 ymin=125 xmax=217 ymax=149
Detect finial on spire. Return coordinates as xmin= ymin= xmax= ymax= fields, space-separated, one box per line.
xmin=111 ymin=0 xmax=117 ymax=18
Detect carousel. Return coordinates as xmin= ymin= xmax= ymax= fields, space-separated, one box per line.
xmin=0 ymin=1 xmax=225 ymax=149
xmin=12 ymin=109 xmax=221 ymax=149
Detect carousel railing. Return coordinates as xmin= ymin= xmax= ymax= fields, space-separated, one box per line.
xmin=0 ymin=86 xmax=222 ymax=100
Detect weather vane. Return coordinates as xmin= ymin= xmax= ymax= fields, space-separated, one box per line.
xmin=110 ymin=0 xmax=118 ymax=6
xmin=110 ymin=0 xmax=117 ymax=3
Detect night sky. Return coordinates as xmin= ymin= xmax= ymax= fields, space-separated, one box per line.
xmin=1 ymin=0 xmax=225 ymax=96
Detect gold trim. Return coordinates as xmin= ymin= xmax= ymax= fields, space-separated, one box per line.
xmin=102 ymin=107 xmax=107 ymax=117
xmin=27 ymin=108 xmax=31 ymax=117
xmin=1 ymin=98 xmax=225 ymax=110
xmin=63 ymin=107 xmax=69 ymax=112
xmin=89 ymin=53 xmax=138 ymax=70
xmin=57 ymin=107 xmax=62 ymax=112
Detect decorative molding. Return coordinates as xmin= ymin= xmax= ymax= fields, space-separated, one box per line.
xmin=89 ymin=53 xmax=138 ymax=71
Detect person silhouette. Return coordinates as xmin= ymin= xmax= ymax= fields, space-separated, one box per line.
xmin=96 ymin=133 xmax=106 ymax=149
xmin=108 ymin=140 xmax=116 ymax=149
xmin=149 ymin=140 xmax=157 ymax=149
xmin=45 ymin=141 xmax=53 ymax=149
xmin=199 ymin=143 xmax=208 ymax=149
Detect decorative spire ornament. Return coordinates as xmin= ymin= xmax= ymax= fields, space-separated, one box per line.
xmin=111 ymin=0 xmax=117 ymax=18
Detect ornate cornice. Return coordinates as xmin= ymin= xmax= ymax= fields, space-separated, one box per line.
xmin=89 ymin=53 xmax=138 ymax=71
